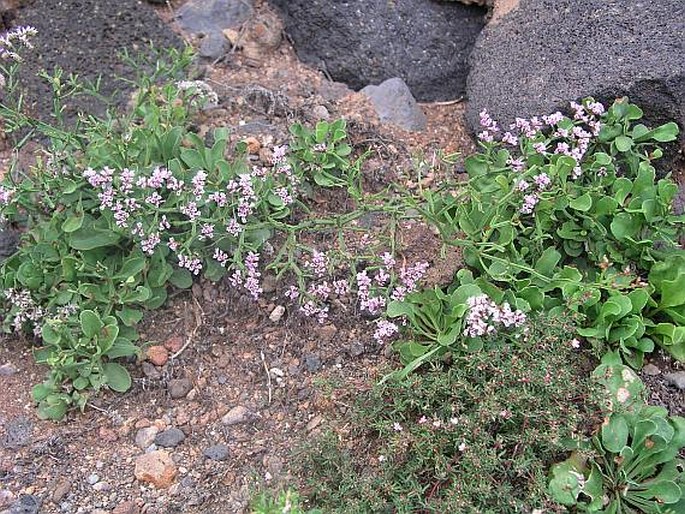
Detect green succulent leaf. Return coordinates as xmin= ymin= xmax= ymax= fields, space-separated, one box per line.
xmin=102 ymin=362 xmax=132 ymax=393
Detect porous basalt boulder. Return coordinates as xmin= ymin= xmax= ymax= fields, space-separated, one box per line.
xmin=465 ymin=0 xmax=685 ymax=161
xmin=268 ymin=0 xmax=486 ymax=102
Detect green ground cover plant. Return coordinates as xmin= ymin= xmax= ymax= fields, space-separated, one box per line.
xmin=0 ymin=27 xmax=425 ymax=420
xmin=549 ymin=352 xmax=685 ymax=512
xmin=296 ymin=314 xmax=601 ymax=513
xmin=400 ymin=97 xmax=683 ymax=372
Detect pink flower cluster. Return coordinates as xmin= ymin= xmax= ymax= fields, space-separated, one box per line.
xmin=477 ymin=100 xmax=608 ymax=216
xmin=373 ymin=319 xmax=399 ymax=344
xmin=0 ymin=26 xmax=37 ymax=62
xmin=0 ymin=185 xmax=14 ymax=206
xmin=478 ymin=101 xmax=603 ymax=182
xmin=285 ymin=248 xmax=429 ymax=328
xmin=518 ymin=172 xmax=551 ymax=215
xmin=2 ymin=287 xmax=44 ymax=334
xmin=81 ymin=144 xmax=300 ymax=296
xmin=463 ymin=294 xmax=526 ymax=338
xmin=229 ymin=252 xmax=263 ymax=300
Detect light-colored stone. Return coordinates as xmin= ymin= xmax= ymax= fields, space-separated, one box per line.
xmin=134 ymin=451 xmax=178 ymax=489
xmin=269 ymin=305 xmax=285 ymax=323
xmin=112 ymin=500 xmax=140 ymax=514
xmin=0 ymin=489 xmax=15 ymax=509
xmin=361 ymin=78 xmax=427 ymax=132
xmin=50 ymin=479 xmax=70 ymax=503
xmin=134 ymin=426 xmax=159 ymax=449
xmin=642 ymin=363 xmax=661 ymax=376
xmin=167 ymin=379 xmax=192 ymax=400
xmin=221 ymin=405 xmax=249 ymax=426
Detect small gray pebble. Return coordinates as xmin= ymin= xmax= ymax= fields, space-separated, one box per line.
xmin=87 ymin=474 xmax=99 ymax=485
xmin=167 ymin=378 xmax=192 ymax=399
xmin=203 ymin=444 xmax=229 ymax=461
xmin=304 ymin=354 xmax=322 ymax=373
xmin=141 ymin=362 xmax=162 ymax=380
xmin=642 ymin=363 xmax=661 ymax=376
xmin=6 ymin=495 xmax=40 ymax=514
xmin=348 ymin=341 xmax=365 ymax=357
xmin=134 ymin=426 xmax=159 ymax=449
xmin=0 ymin=364 xmax=17 ymax=377
xmin=665 ymin=371 xmax=685 ymax=390
xmin=221 ymin=405 xmax=249 ymax=426
xmin=154 ymin=427 xmax=186 ymax=448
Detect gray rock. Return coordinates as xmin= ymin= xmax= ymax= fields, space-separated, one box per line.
xmin=134 ymin=426 xmax=159 ymax=449
xmin=347 ymin=340 xmax=365 ymax=357
xmin=466 ymin=0 xmax=685 ymax=161
xmin=92 ymin=482 xmax=109 ymax=492
xmin=141 ymin=362 xmax=162 ymax=380
xmin=203 ymin=444 xmax=229 ymax=461
xmin=167 ymin=378 xmax=192 ymax=400
xmin=177 ymin=0 xmax=253 ymax=39
xmin=0 ymin=363 xmax=16 ymax=377
xmin=221 ymin=405 xmax=250 ymax=426
xmin=154 ymin=427 xmax=186 ymax=448
xmin=269 ymin=0 xmax=486 ymax=101
xmin=311 ymin=105 xmax=330 ymax=121
xmin=317 ymin=80 xmax=353 ymax=102
xmin=4 ymin=495 xmax=40 ymax=514
xmin=665 ymin=371 xmax=685 ymax=390
xmin=199 ymin=32 xmax=228 ymax=60
xmin=361 ymin=78 xmax=427 ymax=131
xmin=0 ymin=490 xmax=15 ymax=510
xmin=304 ymin=354 xmax=322 ymax=373
xmin=86 ymin=473 xmax=99 ymax=485
xmin=0 ymin=417 xmax=32 ymax=449
xmin=642 ymin=363 xmax=661 ymax=376
xmin=50 ymin=479 xmax=71 ymax=503
xmin=0 ymin=228 xmax=18 ymax=261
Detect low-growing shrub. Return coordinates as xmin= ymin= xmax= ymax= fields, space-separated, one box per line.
xmin=298 ymin=314 xmax=601 ymax=513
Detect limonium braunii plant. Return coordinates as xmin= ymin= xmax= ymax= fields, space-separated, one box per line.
xmin=81 ymin=139 xmax=299 ymax=296
xmin=0 ymin=29 xmax=367 ymax=418
xmin=284 ymin=247 xmax=429 ymax=338
xmin=462 ymin=97 xmax=682 ymax=276
xmin=415 ymin=96 xmax=681 ymax=370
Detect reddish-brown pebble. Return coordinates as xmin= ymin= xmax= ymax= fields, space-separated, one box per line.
xmin=145 ymin=345 xmax=168 ymax=366
xmin=134 ymin=450 xmax=177 ymax=489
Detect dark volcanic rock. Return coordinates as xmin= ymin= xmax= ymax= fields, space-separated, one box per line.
xmin=203 ymin=444 xmax=229 ymax=461
xmin=466 ymin=0 xmax=685 ymax=157
xmin=176 ymin=0 xmax=253 ymax=36
xmin=268 ymin=0 xmax=486 ymax=101
xmin=0 ymin=227 xmax=18 ymax=260
xmin=12 ymin=0 xmax=183 ymax=123
xmin=4 ymin=494 xmax=40 ymax=514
